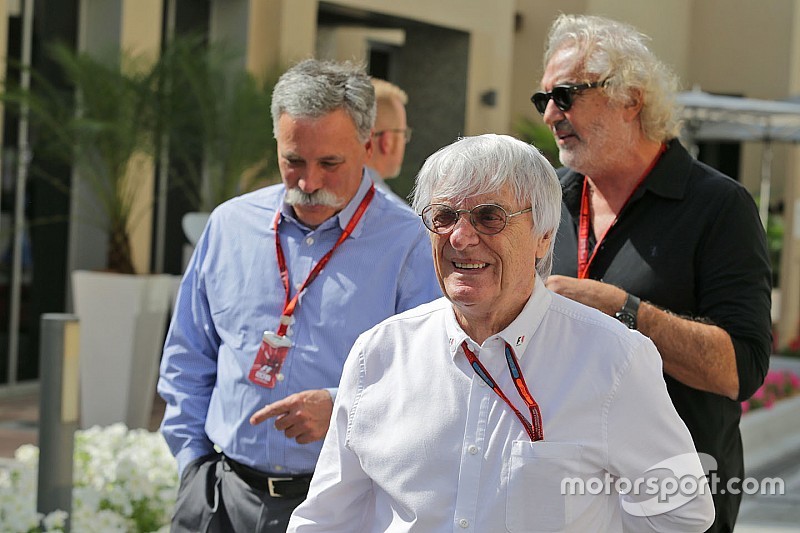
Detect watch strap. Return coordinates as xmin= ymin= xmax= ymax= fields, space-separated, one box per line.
xmin=615 ymin=293 xmax=640 ymax=329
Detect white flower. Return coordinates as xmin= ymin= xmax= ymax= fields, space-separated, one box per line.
xmin=1 ymin=425 xmax=179 ymax=533
xmin=42 ymin=509 xmax=68 ymax=530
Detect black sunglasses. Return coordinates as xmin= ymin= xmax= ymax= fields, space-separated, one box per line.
xmin=530 ymin=81 xmax=605 ymax=114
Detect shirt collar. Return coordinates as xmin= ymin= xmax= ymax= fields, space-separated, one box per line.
xmin=279 ymin=169 xmax=373 ymax=238
xmin=637 ymin=138 xmax=691 ymax=200
xmin=445 ymin=276 xmax=552 ymax=360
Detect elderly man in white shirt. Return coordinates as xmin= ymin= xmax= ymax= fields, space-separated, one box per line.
xmin=288 ymin=134 xmax=715 ymax=532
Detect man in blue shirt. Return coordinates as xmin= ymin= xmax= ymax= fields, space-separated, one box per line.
xmin=158 ymin=59 xmax=441 ymax=533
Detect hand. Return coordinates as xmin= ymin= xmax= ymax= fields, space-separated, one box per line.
xmin=249 ymin=389 xmax=334 ymax=444
xmin=545 ymin=275 xmax=627 ymax=316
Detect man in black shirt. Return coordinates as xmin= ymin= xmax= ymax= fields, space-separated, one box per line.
xmin=536 ymin=14 xmax=771 ymax=533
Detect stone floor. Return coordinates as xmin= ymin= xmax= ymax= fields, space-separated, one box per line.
xmin=736 ymin=447 xmax=800 ymax=532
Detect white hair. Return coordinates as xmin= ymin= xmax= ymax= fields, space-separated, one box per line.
xmin=412 ymin=134 xmax=562 ymax=279
xmin=544 ymin=14 xmax=681 ymax=142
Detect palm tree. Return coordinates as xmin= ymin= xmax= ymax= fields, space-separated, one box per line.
xmin=5 ymin=43 xmax=159 ymax=273
xmin=155 ymin=35 xmax=280 ymax=213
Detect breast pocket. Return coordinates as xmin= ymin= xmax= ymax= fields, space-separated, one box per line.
xmin=506 ymin=441 xmax=583 ymax=533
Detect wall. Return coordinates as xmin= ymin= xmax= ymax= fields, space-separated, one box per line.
xmin=326 ymin=0 xmax=516 ymax=136
xmin=778 ymin=0 xmax=800 ymax=349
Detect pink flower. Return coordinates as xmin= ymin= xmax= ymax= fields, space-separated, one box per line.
xmin=741 ymin=368 xmax=800 ymax=413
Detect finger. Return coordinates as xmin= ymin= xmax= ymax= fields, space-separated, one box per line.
xmin=249 ymin=400 xmax=290 ymax=425
xmin=295 ymin=433 xmax=318 ymax=445
xmin=273 ymin=412 xmax=295 ymax=432
xmin=283 ymin=423 xmax=304 ymax=440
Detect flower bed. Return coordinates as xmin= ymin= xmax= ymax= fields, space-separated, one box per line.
xmin=0 ymin=424 xmax=178 ymax=533
xmin=742 ymin=368 xmax=800 ymax=413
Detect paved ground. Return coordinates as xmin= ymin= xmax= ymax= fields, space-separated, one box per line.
xmin=0 ymin=387 xmax=40 ymax=458
xmin=735 ymin=447 xmax=800 ymax=532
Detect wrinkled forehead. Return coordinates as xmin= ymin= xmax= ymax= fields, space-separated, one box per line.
xmin=542 ymin=46 xmax=588 ymax=87
xmin=432 ymin=180 xmax=522 ymax=209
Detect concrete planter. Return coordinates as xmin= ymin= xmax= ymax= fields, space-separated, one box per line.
xmin=72 ymin=271 xmax=177 ymax=429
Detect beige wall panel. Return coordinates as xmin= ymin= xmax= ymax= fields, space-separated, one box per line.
xmin=120 ymin=0 xmax=163 ymax=274
xmin=277 ymin=0 xmax=317 ymax=65
xmin=688 ymin=0 xmax=794 ymax=201
xmin=217 ymin=0 xmax=316 ymax=80
xmin=689 ymin=0 xmax=793 ymax=100
xmin=246 ymin=0 xmax=281 ymax=76
xmin=510 ymin=0 xmax=588 ymax=134
xmin=467 ymin=19 xmax=515 ymax=134
xmin=121 ymin=0 xmax=163 ymax=59
xmin=328 ymin=0 xmax=507 ymax=32
xmin=779 ymin=149 xmax=800 ymax=349
xmin=329 ymin=0 xmax=515 ymax=135
xmin=316 ymin=27 xmax=404 ymax=63
xmin=586 ymin=0 xmax=692 ymax=81
xmin=777 ymin=0 xmax=800 ymax=348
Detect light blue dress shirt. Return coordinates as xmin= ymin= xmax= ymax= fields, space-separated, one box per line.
xmin=365 ymin=166 xmax=411 ymax=210
xmin=158 ymin=174 xmax=441 ymax=476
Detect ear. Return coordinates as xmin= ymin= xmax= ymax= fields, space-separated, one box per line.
xmin=364 ymin=136 xmax=374 ymax=158
xmin=535 ymin=232 xmax=552 ymax=259
xmin=377 ymin=131 xmax=393 ymax=155
xmin=623 ymin=88 xmax=644 ymax=122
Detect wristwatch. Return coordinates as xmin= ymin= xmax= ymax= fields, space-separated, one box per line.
xmin=615 ymin=293 xmax=640 ymax=329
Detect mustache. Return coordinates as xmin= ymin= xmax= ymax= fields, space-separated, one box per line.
xmin=284 ymin=187 xmax=344 ymax=209
xmin=552 ymin=119 xmax=575 ymax=136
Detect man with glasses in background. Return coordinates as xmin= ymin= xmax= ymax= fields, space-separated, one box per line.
xmin=365 ymin=78 xmax=412 ymax=206
xmin=288 ymin=134 xmax=714 ymax=532
xmin=536 ymin=14 xmax=771 ymax=531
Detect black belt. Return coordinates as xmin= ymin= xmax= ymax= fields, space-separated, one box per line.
xmin=224 ymin=456 xmax=312 ymax=498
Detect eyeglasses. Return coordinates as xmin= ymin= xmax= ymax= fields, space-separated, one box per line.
xmin=530 ymin=81 xmax=605 ymax=114
xmin=374 ymin=128 xmax=413 ymax=144
xmin=420 ymin=203 xmax=532 ymax=236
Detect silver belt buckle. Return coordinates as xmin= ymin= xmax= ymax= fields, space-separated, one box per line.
xmin=267 ymin=477 xmax=292 ymax=497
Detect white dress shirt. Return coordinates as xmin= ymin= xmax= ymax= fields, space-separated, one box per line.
xmin=288 ymin=277 xmax=715 ymax=532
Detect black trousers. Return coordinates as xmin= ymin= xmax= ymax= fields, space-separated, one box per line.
xmin=170 ymin=453 xmax=309 ymax=533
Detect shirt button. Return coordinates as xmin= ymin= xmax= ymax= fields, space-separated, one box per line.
xmin=458 ymin=518 xmax=469 ymax=528
xmin=468 ymin=445 xmax=479 ymax=455
xmin=477 ymin=379 xmax=487 ymax=388
xmin=274 ymin=465 xmax=284 ymax=472
xmin=295 ymin=282 xmax=303 ymax=291
xmin=305 ymin=236 xmax=314 ymax=245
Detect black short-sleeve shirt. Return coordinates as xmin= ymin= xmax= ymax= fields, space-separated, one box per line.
xmin=552 ymin=138 xmax=772 ymax=532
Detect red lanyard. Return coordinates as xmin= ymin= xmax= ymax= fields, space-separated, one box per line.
xmin=462 ymin=341 xmax=543 ymax=442
xmin=577 ymin=144 xmax=665 ymax=279
xmin=272 ymin=184 xmax=375 ymax=336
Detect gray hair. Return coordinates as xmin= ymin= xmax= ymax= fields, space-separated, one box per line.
xmin=544 ymin=14 xmax=680 ymax=142
xmin=411 ymin=134 xmax=562 ymax=280
xmin=271 ymin=59 xmax=376 ymax=142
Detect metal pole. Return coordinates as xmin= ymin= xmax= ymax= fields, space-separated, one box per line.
xmin=37 ymin=313 xmax=80 ymax=533
xmin=758 ymin=140 xmax=773 ymax=229
xmin=153 ymin=0 xmax=177 ymax=274
xmin=8 ymin=0 xmax=35 ymax=385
